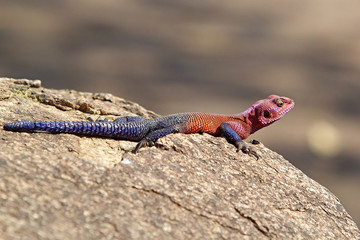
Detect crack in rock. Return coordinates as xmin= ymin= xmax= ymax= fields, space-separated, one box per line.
xmin=234 ymin=206 xmax=270 ymax=237
xmin=131 ymin=186 xmax=248 ymax=235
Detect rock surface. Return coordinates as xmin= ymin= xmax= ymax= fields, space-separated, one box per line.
xmin=0 ymin=77 xmax=359 ymax=240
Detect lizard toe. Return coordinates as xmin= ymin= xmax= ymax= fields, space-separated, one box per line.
xmin=133 ymin=138 xmax=157 ymax=153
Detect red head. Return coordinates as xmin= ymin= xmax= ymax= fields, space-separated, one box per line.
xmin=241 ymin=95 xmax=295 ymax=134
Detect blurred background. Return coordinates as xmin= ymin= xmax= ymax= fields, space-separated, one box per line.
xmin=1 ymin=0 xmax=359 ymax=226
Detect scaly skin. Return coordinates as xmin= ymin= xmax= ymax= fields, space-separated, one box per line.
xmin=3 ymin=95 xmax=294 ymax=157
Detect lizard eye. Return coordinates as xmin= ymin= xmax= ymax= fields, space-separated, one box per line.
xmin=275 ymin=98 xmax=284 ymax=107
xmin=263 ymin=110 xmax=270 ymax=118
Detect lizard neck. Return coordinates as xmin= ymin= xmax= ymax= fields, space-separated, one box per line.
xmin=233 ymin=104 xmax=267 ymax=135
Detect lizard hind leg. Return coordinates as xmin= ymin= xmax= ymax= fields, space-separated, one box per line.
xmin=132 ymin=126 xmax=180 ymax=153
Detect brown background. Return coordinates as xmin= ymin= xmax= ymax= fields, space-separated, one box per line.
xmin=1 ymin=0 xmax=359 ymax=226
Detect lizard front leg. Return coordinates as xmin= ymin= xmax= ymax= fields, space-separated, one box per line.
xmin=219 ymin=122 xmax=259 ymax=159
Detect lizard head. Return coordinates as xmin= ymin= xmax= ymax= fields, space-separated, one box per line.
xmin=255 ymin=95 xmax=294 ymax=126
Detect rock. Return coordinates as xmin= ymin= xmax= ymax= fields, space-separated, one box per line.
xmin=0 ymin=77 xmax=359 ymax=240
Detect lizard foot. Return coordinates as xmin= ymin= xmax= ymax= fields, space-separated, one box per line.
xmin=133 ymin=139 xmax=156 ymax=153
xmin=235 ymin=141 xmax=259 ymax=159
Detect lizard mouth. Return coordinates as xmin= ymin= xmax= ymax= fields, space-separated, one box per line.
xmin=274 ymin=98 xmax=295 ymax=120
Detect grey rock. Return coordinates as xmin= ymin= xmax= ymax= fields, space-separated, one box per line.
xmin=0 ymin=78 xmax=359 ymax=240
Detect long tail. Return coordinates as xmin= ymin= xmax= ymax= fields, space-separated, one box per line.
xmin=3 ymin=120 xmax=147 ymax=140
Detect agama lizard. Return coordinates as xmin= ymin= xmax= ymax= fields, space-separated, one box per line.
xmin=3 ymin=95 xmax=294 ymax=157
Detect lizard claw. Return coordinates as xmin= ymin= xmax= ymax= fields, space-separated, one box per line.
xmin=133 ymin=139 xmax=146 ymax=153
xmin=248 ymin=149 xmax=259 ymax=160
xmin=250 ymin=139 xmax=260 ymax=145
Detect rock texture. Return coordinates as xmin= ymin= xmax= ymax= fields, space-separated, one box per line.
xmin=0 ymin=77 xmax=359 ymax=240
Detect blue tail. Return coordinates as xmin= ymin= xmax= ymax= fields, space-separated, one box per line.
xmin=3 ymin=120 xmax=149 ymax=140
xmin=4 ymin=120 xmax=37 ymax=132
